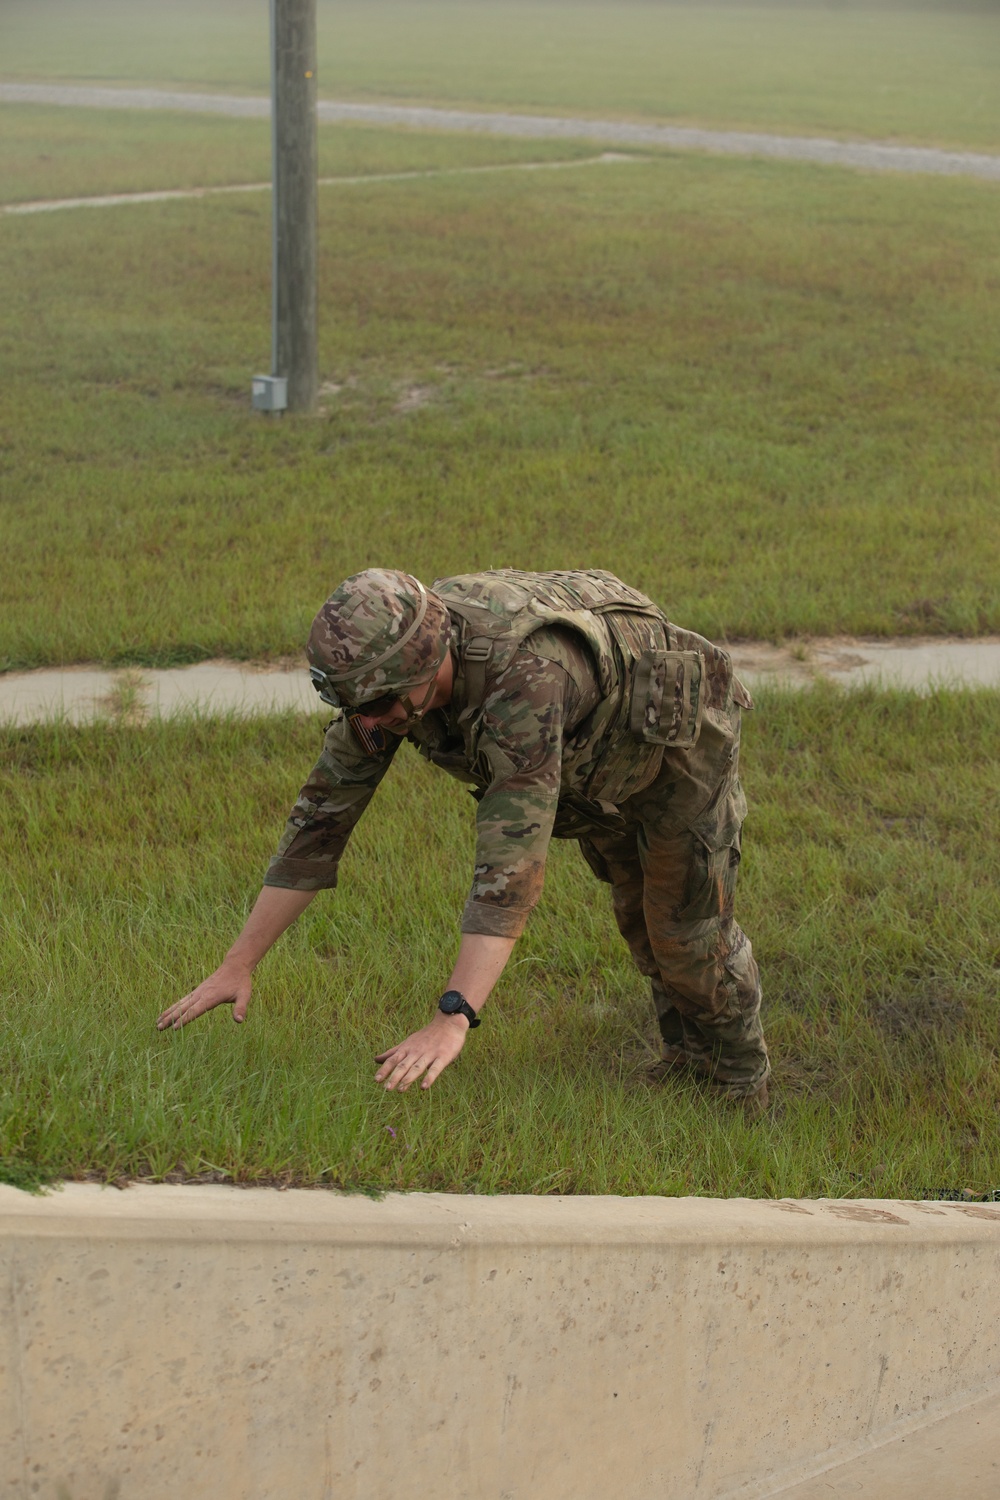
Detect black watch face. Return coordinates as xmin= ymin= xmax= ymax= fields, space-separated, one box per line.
xmin=438 ymin=991 xmax=465 ymax=1014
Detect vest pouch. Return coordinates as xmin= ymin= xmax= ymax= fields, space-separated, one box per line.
xmin=552 ymin=789 xmax=629 ymax=839
xmin=629 ymin=649 xmax=704 ymax=749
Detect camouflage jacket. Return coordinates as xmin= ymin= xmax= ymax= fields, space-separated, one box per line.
xmin=264 ymin=570 xmax=747 ymax=938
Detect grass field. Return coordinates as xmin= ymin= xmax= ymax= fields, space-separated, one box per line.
xmin=3 ymin=114 xmax=999 ymax=667
xmin=1 ymin=102 xmax=601 ymax=206
xmin=4 ymin=0 xmax=1000 ymax=151
xmin=2 ymin=687 xmax=998 ymax=1196
xmin=2 ymin=8 xmax=999 ymax=1203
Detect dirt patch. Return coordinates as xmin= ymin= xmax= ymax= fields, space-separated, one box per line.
xmin=394 ymin=385 xmax=436 ymax=414
xmin=821 ymin=1204 xmax=909 ymax=1224
xmin=871 ymin=989 xmax=966 ymax=1041
xmin=727 ymin=635 xmax=1000 ymax=691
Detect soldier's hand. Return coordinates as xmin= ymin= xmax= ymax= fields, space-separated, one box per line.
xmin=374 ymin=1014 xmax=467 ymax=1092
xmin=156 ymin=960 xmax=253 ymax=1032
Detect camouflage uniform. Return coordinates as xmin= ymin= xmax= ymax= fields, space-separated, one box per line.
xmin=266 ymin=569 xmax=769 ymax=1096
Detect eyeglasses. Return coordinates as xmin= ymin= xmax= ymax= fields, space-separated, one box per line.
xmin=352 ymin=691 xmax=399 ymax=718
xmin=310 ymin=664 xmax=439 ymax=759
xmin=309 ymin=667 xmax=398 ymax=719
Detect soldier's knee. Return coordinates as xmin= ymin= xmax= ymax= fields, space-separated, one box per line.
xmin=721 ymin=931 xmax=761 ymax=1021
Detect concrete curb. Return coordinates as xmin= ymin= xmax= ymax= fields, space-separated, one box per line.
xmin=2 ymin=1185 xmax=998 ymax=1498
xmin=774 ymin=1386 xmax=1000 ymax=1497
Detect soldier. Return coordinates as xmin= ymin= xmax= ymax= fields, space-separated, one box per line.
xmin=157 ymin=569 xmax=770 ymax=1114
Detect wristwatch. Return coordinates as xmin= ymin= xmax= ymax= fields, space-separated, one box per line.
xmin=438 ymin=990 xmax=481 ymax=1029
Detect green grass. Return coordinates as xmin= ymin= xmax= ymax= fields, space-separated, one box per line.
xmin=2 ymin=122 xmax=999 ymax=666
xmin=0 ymin=102 xmax=599 ymax=206
xmin=2 ymin=687 xmax=998 ymax=1197
xmin=4 ymin=8 xmax=998 ymax=1210
xmin=4 ymin=0 xmax=1000 ymax=151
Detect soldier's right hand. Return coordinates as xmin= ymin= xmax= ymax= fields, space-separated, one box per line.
xmin=156 ymin=961 xmax=253 ymax=1032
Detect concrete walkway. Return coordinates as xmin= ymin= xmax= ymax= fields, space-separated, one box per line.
xmin=3 ymin=82 xmax=1000 ymax=183
xmin=1 ymin=637 xmax=998 ymax=726
xmin=2 ymin=152 xmax=637 ymax=217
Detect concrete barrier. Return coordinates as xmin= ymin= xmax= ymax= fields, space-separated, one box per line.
xmin=1 ymin=1184 xmax=998 ymax=1499
xmin=776 ymin=1386 xmax=1000 ymax=1497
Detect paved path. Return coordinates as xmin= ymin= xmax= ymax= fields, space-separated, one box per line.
xmin=3 ymin=82 xmax=1000 ymax=183
xmin=2 ymin=153 xmax=637 ymax=216
xmin=2 ymin=638 xmax=998 ymax=726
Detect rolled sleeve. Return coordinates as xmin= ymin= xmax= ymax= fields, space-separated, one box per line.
xmin=460 ymin=897 xmax=534 ymax=939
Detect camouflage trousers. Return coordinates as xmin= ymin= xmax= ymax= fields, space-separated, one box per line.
xmin=578 ymin=707 xmax=770 ymax=1097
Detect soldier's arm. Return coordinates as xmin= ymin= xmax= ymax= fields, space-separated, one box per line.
xmin=373 ymin=648 xmax=580 ymax=1090
xmin=158 ymin=716 xmax=398 ymax=1031
xmin=461 ymin=648 xmax=576 ymax=938
xmin=264 ymin=714 xmax=399 ymax=891
xmin=156 ymin=885 xmax=317 ymax=1030
xmin=374 ymin=931 xmax=515 ymax=1092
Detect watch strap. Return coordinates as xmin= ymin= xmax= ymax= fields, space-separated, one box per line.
xmin=438 ymin=990 xmax=481 ymax=1029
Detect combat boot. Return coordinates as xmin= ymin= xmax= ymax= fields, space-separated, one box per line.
xmin=737 ymin=1080 xmax=770 ymax=1121
xmin=645 ymin=1044 xmax=694 ymax=1082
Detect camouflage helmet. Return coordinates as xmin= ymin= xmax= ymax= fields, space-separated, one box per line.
xmin=306 ymin=570 xmax=450 ymax=709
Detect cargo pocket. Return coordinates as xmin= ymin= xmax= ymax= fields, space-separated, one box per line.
xmin=691 ymin=778 xmax=747 ymax=856
xmin=680 ymin=781 xmax=748 ymax=931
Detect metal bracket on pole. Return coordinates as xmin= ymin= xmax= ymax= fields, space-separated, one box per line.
xmin=252 ymin=0 xmax=318 ymax=414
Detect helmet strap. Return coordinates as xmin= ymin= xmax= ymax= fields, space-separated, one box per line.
xmin=395 ymin=673 xmax=439 ymax=728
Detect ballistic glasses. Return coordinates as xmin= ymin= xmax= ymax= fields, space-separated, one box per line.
xmin=309 ymin=665 xmax=396 ymax=717
xmin=309 ymin=666 xmax=395 ymax=755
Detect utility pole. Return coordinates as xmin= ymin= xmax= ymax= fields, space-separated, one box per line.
xmin=253 ymin=0 xmax=318 ymax=414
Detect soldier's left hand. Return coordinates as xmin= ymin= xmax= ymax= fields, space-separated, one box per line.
xmin=374 ymin=1014 xmax=467 ymax=1091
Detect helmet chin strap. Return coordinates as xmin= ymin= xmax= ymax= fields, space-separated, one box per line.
xmin=393 ymin=673 xmax=439 ymax=729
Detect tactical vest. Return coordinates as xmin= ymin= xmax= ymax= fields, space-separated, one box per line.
xmin=432 ymin=568 xmax=733 ymax=809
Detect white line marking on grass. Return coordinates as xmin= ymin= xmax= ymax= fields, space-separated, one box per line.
xmin=2 ymin=152 xmax=638 ymax=215
xmin=2 ymin=82 xmax=1000 ymax=182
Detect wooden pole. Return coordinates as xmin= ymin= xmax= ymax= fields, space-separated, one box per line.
xmin=271 ymin=0 xmax=317 ymax=412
